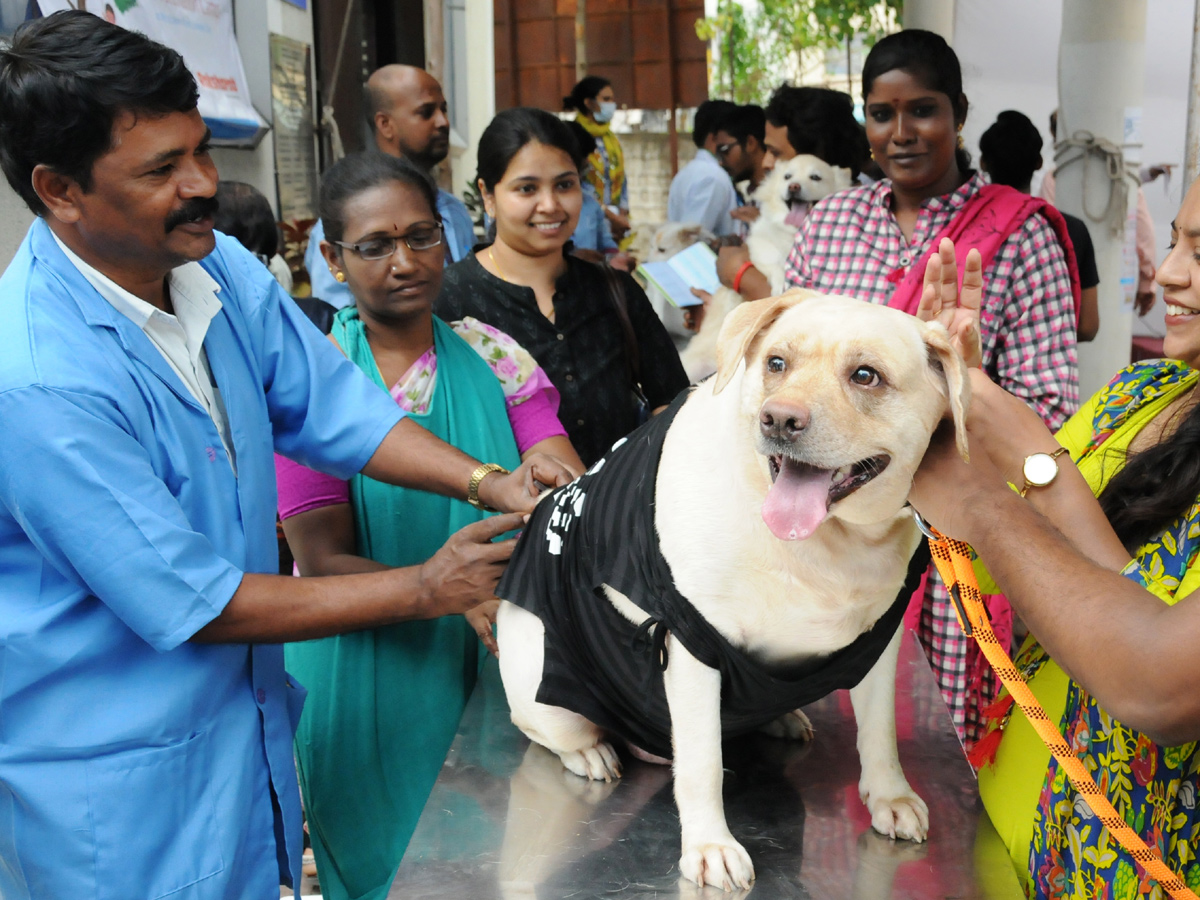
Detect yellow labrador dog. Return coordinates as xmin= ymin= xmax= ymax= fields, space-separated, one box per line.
xmin=495 ymin=290 xmax=969 ymax=891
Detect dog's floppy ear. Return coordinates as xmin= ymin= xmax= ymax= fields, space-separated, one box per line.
xmin=713 ymin=289 xmax=812 ymax=394
xmin=922 ymin=322 xmax=971 ymax=461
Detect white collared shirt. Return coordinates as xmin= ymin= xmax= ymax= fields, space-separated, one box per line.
xmin=51 ymin=232 xmax=237 ymax=473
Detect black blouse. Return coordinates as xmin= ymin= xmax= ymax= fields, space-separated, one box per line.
xmin=435 ymin=249 xmax=689 ymax=465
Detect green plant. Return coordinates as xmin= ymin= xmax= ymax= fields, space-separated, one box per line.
xmin=695 ymin=0 xmax=902 ymax=105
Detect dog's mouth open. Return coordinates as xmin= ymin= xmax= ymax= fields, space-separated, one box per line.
xmin=784 ymin=197 xmax=813 ymax=229
xmin=763 ymin=454 xmax=891 ymax=541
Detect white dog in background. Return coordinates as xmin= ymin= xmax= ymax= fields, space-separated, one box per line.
xmin=679 ymin=155 xmax=852 ymax=382
xmin=496 ymin=290 xmax=969 ymax=891
xmin=643 ymin=222 xmax=716 ymax=351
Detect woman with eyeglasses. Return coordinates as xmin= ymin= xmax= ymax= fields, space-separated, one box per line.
xmin=274 ymin=151 xmax=582 ymax=900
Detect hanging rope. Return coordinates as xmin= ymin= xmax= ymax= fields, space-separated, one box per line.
xmin=1054 ymin=130 xmax=1136 ymax=238
xmin=318 ymin=0 xmax=358 ymax=164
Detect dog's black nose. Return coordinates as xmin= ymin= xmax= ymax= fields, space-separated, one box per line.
xmin=760 ymin=401 xmax=810 ymax=442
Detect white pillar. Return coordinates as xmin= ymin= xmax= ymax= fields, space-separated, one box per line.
xmin=902 ymin=0 xmax=955 ymax=44
xmin=1184 ymin=0 xmax=1200 ymax=186
xmin=1056 ymin=0 xmax=1147 ymax=399
xmin=452 ymin=0 xmax=495 ymax=200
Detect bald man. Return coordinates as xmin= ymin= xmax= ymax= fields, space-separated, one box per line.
xmin=306 ymin=65 xmax=476 ymax=308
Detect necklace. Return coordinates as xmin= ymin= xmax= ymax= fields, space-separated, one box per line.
xmin=487 ymin=246 xmax=509 ymax=282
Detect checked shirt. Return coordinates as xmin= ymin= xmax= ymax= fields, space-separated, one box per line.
xmin=783 ymin=172 xmax=1080 ymax=746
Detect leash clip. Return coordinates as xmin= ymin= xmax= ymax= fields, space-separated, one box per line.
xmin=909 ymin=505 xmax=940 ymax=540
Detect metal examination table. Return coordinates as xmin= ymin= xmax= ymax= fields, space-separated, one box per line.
xmin=389 ymin=632 xmax=1024 ymax=899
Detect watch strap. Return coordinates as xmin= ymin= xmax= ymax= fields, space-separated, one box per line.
xmin=467 ymin=463 xmax=508 ymax=511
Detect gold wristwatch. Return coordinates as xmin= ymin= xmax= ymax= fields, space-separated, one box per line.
xmin=467 ymin=463 xmax=509 ymax=511
xmin=1018 ymin=446 xmax=1069 ymax=498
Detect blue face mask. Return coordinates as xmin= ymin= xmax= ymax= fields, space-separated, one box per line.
xmin=594 ymin=101 xmax=617 ymax=124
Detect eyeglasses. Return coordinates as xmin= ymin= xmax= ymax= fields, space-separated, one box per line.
xmin=333 ymin=223 xmax=443 ymax=260
xmin=715 ymin=142 xmax=739 ymax=158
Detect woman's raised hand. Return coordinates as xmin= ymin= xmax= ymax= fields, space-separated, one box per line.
xmin=917 ymin=237 xmax=983 ymax=369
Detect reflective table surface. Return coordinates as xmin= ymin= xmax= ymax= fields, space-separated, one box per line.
xmin=390 ymin=632 xmax=1023 ymax=899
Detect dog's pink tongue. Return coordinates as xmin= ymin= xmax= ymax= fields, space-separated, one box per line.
xmin=784 ymin=201 xmax=812 ymax=229
xmin=762 ymin=458 xmax=833 ymax=541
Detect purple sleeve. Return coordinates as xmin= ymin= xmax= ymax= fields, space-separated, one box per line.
xmin=506 ymin=367 xmax=568 ymax=454
xmin=275 ymin=453 xmax=351 ymax=520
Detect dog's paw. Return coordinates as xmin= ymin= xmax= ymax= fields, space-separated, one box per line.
xmin=679 ymin=834 xmax=755 ymax=891
xmin=556 ymin=741 xmax=622 ymax=782
xmin=757 ymin=709 xmax=814 ymax=741
xmin=863 ymin=789 xmax=929 ymax=843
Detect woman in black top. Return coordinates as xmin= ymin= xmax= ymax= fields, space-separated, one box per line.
xmin=436 ymin=108 xmax=688 ymax=465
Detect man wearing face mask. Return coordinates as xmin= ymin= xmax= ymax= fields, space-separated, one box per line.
xmin=565 ymin=75 xmax=630 ymax=242
xmin=305 ymin=64 xmax=475 ymax=309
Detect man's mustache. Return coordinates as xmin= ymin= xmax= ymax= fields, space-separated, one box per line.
xmin=165 ymin=196 xmax=219 ymax=233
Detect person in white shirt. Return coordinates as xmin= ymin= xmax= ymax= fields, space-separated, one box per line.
xmin=667 ymin=99 xmax=740 ymax=237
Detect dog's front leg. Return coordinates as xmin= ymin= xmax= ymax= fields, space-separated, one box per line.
xmin=662 ymin=634 xmax=754 ymax=890
xmin=849 ymin=626 xmax=929 ymax=842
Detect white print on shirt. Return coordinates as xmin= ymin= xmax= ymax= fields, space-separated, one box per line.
xmin=543 ymin=437 xmax=627 ymax=555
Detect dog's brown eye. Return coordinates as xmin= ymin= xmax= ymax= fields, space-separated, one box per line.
xmin=850 ymin=366 xmax=880 ymax=387
xmin=766 ymin=356 xmax=786 ymax=374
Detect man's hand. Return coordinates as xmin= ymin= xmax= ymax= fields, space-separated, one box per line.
xmin=477 ymin=453 xmax=580 ymax=514
xmin=605 ymin=207 xmax=632 ymax=241
xmin=465 ymin=599 xmax=501 ymax=656
xmin=609 ymin=252 xmax=636 ymax=272
xmin=716 ymin=243 xmax=752 ymax=289
xmin=731 ymin=205 xmax=761 ymax=224
xmin=916 ymin=237 xmax=983 ymax=369
xmin=684 ymin=287 xmax=711 ymax=332
xmin=416 ymin=513 xmax=524 ymax=618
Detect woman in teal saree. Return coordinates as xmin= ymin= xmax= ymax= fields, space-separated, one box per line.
xmin=275 ymin=152 xmax=582 ymax=900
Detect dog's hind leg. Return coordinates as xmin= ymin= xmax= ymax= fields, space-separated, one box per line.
xmin=849 ymin=626 xmax=929 ymax=842
xmin=757 ymin=708 xmax=814 ymax=741
xmin=496 ymin=601 xmax=622 ymax=782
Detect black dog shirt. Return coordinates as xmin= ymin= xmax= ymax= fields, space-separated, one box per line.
xmin=497 ymin=390 xmax=930 ymax=760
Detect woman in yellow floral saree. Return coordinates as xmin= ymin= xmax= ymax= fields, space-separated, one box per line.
xmin=977 ymin=357 xmax=1200 ymax=898
xmin=909 ymin=196 xmax=1200 ymax=897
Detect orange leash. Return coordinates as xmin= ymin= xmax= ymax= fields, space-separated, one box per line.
xmin=914 ymin=515 xmax=1199 ymax=900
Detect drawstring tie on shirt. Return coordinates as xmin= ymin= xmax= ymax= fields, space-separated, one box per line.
xmin=631 ymin=617 xmax=670 ymax=671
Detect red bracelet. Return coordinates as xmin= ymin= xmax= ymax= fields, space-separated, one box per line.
xmin=731 ymin=260 xmax=755 ymax=294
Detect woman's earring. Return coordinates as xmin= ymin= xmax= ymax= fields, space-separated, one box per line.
xmin=333 ymin=270 xmax=346 ymax=283
xmin=956 ymin=124 xmax=965 ymax=151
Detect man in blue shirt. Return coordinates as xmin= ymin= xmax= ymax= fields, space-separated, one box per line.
xmin=667 ymin=99 xmax=739 ymax=237
xmin=0 ymin=13 xmax=572 ymax=900
xmin=306 ymin=64 xmax=475 ymax=307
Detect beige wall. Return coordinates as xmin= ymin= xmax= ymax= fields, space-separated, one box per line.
xmin=0 ymin=184 xmax=34 ymax=268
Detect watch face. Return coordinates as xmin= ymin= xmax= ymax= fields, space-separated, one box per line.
xmin=1023 ymin=453 xmax=1058 ymax=486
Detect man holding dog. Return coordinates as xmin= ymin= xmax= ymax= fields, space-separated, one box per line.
xmin=0 ymin=12 xmax=574 ymax=899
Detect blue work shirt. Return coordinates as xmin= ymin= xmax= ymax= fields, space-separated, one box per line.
xmin=306 ymin=188 xmax=476 ymax=308
xmin=571 ymin=190 xmax=619 ymax=253
xmin=0 ymin=220 xmax=405 ymax=900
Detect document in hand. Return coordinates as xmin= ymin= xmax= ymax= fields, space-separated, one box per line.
xmin=635 ymin=242 xmax=720 ymax=308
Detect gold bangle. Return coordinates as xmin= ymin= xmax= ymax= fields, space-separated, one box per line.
xmin=467 ymin=463 xmax=508 ymax=511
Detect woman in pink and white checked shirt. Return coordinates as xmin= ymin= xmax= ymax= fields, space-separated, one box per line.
xmin=784 ymin=31 xmax=1079 ymax=749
